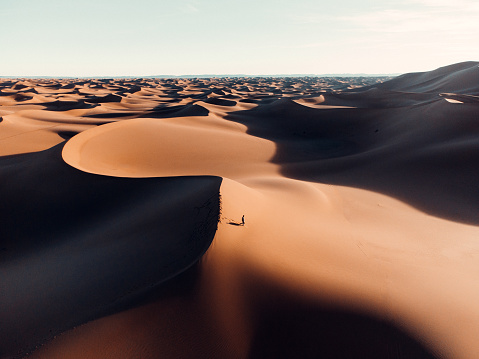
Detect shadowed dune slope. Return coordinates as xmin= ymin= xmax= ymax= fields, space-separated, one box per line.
xmin=369 ymin=61 xmax=479 ymax=94
xmin=227 ymin=96 xmax=479 ymax=224
xmin=0 ymin=144 xmax=221 ymax=358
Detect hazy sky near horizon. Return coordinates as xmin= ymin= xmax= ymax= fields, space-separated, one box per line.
xmin=1 ymin=0 xmax=478 ymax=76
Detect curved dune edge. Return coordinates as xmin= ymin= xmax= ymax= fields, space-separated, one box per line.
xmin=61 ymin=116 xmax=278 ymax=179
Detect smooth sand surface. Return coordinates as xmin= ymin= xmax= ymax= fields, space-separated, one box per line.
xmin=1 ymin=63 xmax=479 ymax=359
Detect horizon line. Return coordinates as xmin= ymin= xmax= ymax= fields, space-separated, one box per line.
xmin=0 ymin=73 xmax=401 ymax=80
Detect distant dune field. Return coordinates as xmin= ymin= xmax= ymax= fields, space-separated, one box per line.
xmin=1 ymin=62 xmax=479 ymax=359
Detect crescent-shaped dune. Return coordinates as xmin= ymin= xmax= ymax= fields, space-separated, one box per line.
xmin=61 ymin=116 xmax=277 ymax=179
xmin=1 ymin=63 xmax=479 ymax=359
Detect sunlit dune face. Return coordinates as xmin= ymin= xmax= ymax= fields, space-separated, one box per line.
xmin=444 ymin=98 xmax=464 ymax=103
xmin=62 ymin=117 xmax=278 ymax=179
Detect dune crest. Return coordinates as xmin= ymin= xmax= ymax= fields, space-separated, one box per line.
xmin=62 ymin=116 xmax=277 ymax=179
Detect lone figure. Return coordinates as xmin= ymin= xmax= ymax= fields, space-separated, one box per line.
xmin=241 ymin=215 xmax=245 ymax=226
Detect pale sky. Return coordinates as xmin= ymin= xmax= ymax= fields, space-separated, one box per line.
xmin=0 ymin=0 xmax=478 ymax=76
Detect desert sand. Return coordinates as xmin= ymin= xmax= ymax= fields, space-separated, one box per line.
xmin=1 ymin=62 xmax=479 ymax=359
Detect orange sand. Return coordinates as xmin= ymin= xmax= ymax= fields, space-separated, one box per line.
xmin=1 ymin=63 xmax=479 ymax=359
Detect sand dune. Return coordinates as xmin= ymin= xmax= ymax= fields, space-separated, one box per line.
xmin=0 ymin=145 xmax=221 ymax=358
xmin=1 ymin=63 xmax=479 ymax=359
xmin=372 ymin=61 xmax=479 ymax=94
